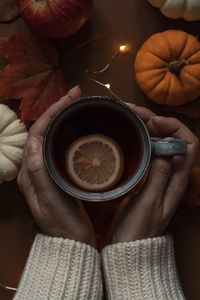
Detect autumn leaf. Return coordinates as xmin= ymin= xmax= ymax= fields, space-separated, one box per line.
xmin=0 ymin=0 xmax=19 ymax=23
xmin=0 ymin=32 xmax=68 ymax=121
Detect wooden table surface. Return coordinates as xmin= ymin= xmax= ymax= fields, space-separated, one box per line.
xmin=0 ymin=0 xmax=200 ymax=299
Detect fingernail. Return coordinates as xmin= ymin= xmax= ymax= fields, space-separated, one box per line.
xmin=127 ymin=102 xmax=136 ymax=106
xmin=67 ymin=85 xmax=80 ymax=97
xmin=27 ymin=138 xmax=40 ymax=155
xmin=59 ymin=85 xmax=80 ymax=103
xmin=126 ymin=103 xmax=137 ymax=109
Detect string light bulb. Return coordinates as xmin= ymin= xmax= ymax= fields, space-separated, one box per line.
xmin=105 ymin=83 xmax=111 ymax=89
xmin=119 ymin=44 xmax=129 ymax=53
xmin=84 ymin=43 xmax=130 ymax=101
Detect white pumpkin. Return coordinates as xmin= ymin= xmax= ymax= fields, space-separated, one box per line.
xmin=0 ymin=104 xmax=28 ymax=184
xmin=148 ymin=0 xmax=200 ymax=21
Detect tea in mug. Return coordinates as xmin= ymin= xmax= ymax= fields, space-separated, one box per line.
xmin=51 ymin=102 xmax=144 ymax=192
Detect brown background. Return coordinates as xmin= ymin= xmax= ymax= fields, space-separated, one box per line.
xmin=0 ymin=0 xmax=200 ymax=299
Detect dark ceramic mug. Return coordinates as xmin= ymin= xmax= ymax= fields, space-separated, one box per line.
xmin=43 ymin=96 xmax=187 ymax=202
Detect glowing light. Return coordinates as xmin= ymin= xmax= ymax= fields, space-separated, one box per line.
xmin=84 ymin=42 xmax=130 ymax=101
xmin=105 ymin=83 xmax=111 ymax=89
xmin=119 ymin=44 xmax=129 ymax=53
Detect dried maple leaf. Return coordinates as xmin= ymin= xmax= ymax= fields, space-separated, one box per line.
xmin=0 ymin=32 xmax=68 ymax=121
xmin=0 ymin=0 xmax=19 ymax=22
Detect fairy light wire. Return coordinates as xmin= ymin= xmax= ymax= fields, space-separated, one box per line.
xmin=85 ymin=51 xmax=120 ymax=76
xmin=84 ymin=44 xmax=129 ymax=101
xmin=0 ymin=282 xmax=17 ymax=292
xmin=84 ymin=70 xmax=123 ymax=101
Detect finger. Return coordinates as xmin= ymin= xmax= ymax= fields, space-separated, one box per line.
xmin=29 ymin=85 xmax=81 ymax=140
xmin=126 ymin=103 xmax=161 ymax=136
xmin=17 ymin=168 xmax=25 ymax=194
xmin=25 ymin=136 xmax=59 ymax=197
xmin=149 ymin=118 xmax=200 ymax=215
xmin=17 ymin=165 xmax=38 ymax=209
xmin=163 ymin=156 xmax=197 ymax=217
xmin=126 ymin=103 xmax=156 ymax=122
xmin=17 ymin=168 xmax=22 ymax=188
xmin=151 ymin=117 xmax=199 ymax=165
xmin=163 ymin=171 xmax=188 ymax=219
xmin=140 ymin=157 xmax=173 ymax=205
xmin=151 ymin=117 xmax=199 ymax=144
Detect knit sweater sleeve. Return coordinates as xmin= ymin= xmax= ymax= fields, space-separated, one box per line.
xmin=14 ymin=234 xmax=102 ymax=300
xmin=101 ymin=235 xmax=185 ymax=300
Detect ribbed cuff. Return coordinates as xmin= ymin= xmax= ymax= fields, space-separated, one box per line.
xmin=14 ymin=234 xmax=102 ymax=300
xmin=101 ymin=235 xmax=185 ymax=300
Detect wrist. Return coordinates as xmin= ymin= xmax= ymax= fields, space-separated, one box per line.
xmin=101 ymin=235 xmax=185 ymax=299
xmin=41 ymin=226 xmax=96 ymax=248
xmin=111 ymin=228 xmax=162 ymax=244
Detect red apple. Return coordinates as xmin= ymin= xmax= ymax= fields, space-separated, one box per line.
xmin=16 ymin=0 xmax=93 ymax=39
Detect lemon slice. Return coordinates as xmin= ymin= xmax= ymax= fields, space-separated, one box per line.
xmin=65 ymin=134 xmax=124 ymax=192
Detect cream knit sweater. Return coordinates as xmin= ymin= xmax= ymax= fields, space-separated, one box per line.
xmin=14 ymin=234 xmax=185 ymax=300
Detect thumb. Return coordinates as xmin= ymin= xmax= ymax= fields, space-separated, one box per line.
xmin=151 ymin=116 xmax=179 ymax=135
xmin=151 ymin=116 xmax=194 ymax=142
xmin=26 ymin=137 xmax=56 ymax=194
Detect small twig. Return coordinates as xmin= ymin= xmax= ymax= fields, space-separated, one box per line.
xmin=60 ymin=28 xmax=116 ymax=66
xmin=0 ymin=96 xmax=20 ymax=101
xmin=0 ymin=282 xmax=17 ymax=292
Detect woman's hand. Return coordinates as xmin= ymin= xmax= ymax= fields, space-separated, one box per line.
xmin=110 ymin=104 xmax=199 ymax=243
xmin=17 ymin=86 xmax=96 ymax=247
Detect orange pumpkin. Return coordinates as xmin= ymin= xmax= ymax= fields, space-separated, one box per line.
xmin=135 ymin=30 xmax=200 ymax=106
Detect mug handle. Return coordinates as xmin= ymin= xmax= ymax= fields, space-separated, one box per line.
xmin=151 ymin=137 xmax=187 ymax=156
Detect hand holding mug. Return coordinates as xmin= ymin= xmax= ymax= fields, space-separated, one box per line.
xmin=110 ymin=104 xmax=199 ymax=243
xmin=17 ymin=86 xmax=96 ymax=248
